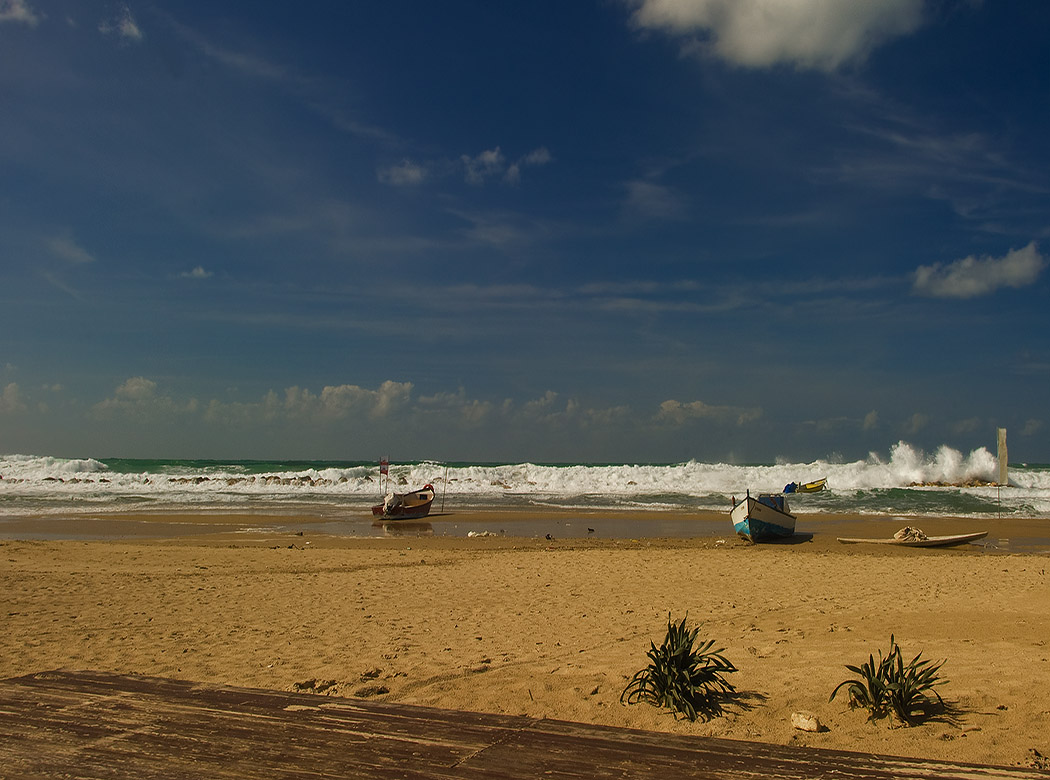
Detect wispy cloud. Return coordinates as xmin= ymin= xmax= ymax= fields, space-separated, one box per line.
xmin=627 ymin=0 xmax=925 ymax=72
xmin=171 ymin=21 xmax=288 ymax=81
xmin=377 ymin=159 xmax=427 ymax=186
xmin=840 ymin=121 xmax=1038 ymax=195
xmin=99 ymin=4 xmax=143 ymax=42
xmin=377 ymin=146 xmax=552 ymax=189
xmin=458 ymin=146 xmax=552 ymax=186
xmin=504 ymin=146 xmax=553 ymax=185
xmin=913 ymin=241 xmax=1045 ymax=299
xmin=45 ymin=235 xmax=95 ymax=264
xmin=461 ymin=147 xmax=506 ymax=185
xmin=163 ymin=13 xmax=397 ymax=145
xmin=623 ymin=179 xmax=687 ymax=221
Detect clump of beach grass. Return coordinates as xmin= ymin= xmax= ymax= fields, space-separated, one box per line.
xmin=830 ymin=634 xmax=947 ymax=725
xmin=620 ymin=614 xmax=737 ymax=722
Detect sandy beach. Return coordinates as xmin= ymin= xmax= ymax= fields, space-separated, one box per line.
xmin=2 ymin=509 xmax=1048 ymax=770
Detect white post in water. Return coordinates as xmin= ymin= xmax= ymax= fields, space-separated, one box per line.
xmin=997 ymin=428 xmax=1008 ymax=486
xmin=997 ymin=428 xmax=1007 ymax=519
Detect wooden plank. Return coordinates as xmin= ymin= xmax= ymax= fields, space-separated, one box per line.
xmin=1 ymin=670 xmax=1048 ymax=780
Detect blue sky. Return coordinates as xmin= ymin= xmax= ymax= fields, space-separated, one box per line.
xmin=2 ymin=0 xmax=1048 ymax=463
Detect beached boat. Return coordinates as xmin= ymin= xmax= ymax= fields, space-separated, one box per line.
xmin=837 ymin=529 xmax=988 ymax=548
xmin=783 ymin=477 xmax=827 ymax=494
xmin=731 ymin=492 xmax=796 ymax=542
xmin=372 ymin=484 xmax=436 ymax=520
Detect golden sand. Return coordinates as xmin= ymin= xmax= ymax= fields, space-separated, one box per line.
xmin=2 ymin=509 xmax=1048 ymax=769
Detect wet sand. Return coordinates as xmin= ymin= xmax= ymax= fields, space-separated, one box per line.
xmin=2 ymin=509 xmax=1049 ymax=769
xmin=2 ymin=507 xmax=1046 ymax=551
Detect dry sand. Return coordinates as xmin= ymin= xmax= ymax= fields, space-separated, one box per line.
xmin=2 ymin=509 xmax=1049 ymax=770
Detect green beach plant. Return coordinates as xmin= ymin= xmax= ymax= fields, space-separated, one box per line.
xmin=620 ymin=614 xmax=737 ymax=721
xmin=830 ymin=635 xmax=947 ymax=725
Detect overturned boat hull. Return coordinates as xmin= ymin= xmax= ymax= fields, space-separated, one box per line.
xmin=837 ymin=531 xmax=988 ymax=547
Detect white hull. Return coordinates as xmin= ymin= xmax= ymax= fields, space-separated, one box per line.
xmin=731 ymin=494 xmax=796 ymax=542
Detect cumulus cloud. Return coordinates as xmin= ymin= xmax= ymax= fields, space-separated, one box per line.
xmin=378 ymin=159 xmax=427 ymax=186
xmin=863 ymin=409 xmax=879 ymax=431
xmin=115 ymin=376 xmax=157 ymax=401
xmin=268 ymin=381 xmax=414 ymax=422
xmin=913 ymin=242 xmax=1046 ymax=299
xmin=99 ymin=4 xmax=143 ymax=42
xmin=180 ymin=265 xmax=213 ymax=279
xmin=1 ymin=382 xmax=27 ymax=414
xmin=628 ymin=0 xmax=924 ymax=72
xmin=0 ymin=0 xmax=41 ymax=26
xmin=93 ymin=377 xmax=201 ymax=419
xmin=419 ymin=388 xmax=495 ymax=425
xmin=656 ymin=398 xmax=762 ymax=425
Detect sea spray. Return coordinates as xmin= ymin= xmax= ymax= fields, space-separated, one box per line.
xmin=1 ymin=442 xmax=1048 ymax=519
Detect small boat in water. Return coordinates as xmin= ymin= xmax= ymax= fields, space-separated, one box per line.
xmin=784 ymin=477 xmax=827 ymax=494
xmin=372 ymin=484 xmax=436 ymax=520
xmin=731 ymin=492 xmax=796 ymax=542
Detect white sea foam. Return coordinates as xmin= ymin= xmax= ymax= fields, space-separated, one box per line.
xmin=2 ymin=443 xmax=1048 ymax=518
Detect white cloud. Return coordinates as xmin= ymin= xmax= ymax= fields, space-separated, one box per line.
xmin=523 ymin=147 xmax=553 ymax=166
xmin=115 ymin=376 xmax=157 ymax=401
xmin=657 ymin=398 xmax=761 ymax=425
xmin=418 ymin=387 xmax=496 ymax=426
xmin=93 ymin=377 xmax=188 ymax=419
xmin=462 ymin=147 xmax=506 ymax=184
xmin=99 ymin=4 xmax=143 ymax=42
xmin=181 ymin=265 xmax=213 ymax=279
xmin=505 ymin=147 xmax=554 ymax=185
xmin=913 ymin=242 xmax=1046 ymax=299
xmin=863 ymin=410 xmax=879 ymax=431
xmin=379 ymin=146 xmax=550 ymax=187
xmin=628 ymin=0 xmax=924 ymax=72
xmin=0 ymin=0 xmax=41 ymax=26
xmin=378 ymin=159 xmax=427 ymax=186
xmin=279 ymin=381 xmax=413 ymax=421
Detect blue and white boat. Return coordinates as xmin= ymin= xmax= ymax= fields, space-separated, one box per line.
xmin=731 ymin=491 xmax=796 ymax=542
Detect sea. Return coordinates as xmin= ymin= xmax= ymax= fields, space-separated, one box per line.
xmin=2 ymin=442 xmax=1048 ymax=544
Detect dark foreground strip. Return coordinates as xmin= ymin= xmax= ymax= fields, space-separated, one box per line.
xmin=1 ymin=670 xmax=1047 ymax=779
